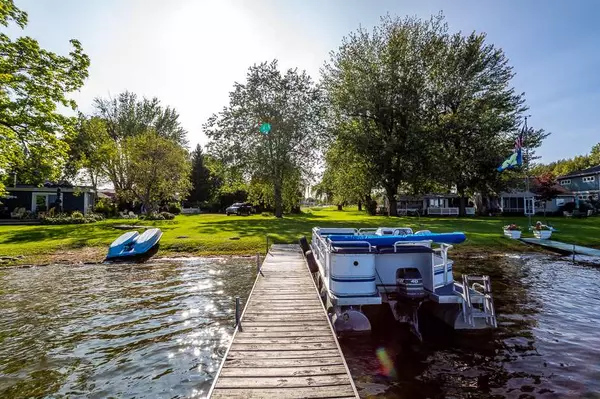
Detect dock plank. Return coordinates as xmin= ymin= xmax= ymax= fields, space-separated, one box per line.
xmin=219 ymin=365 xmax=348 ymax=377
xmin=223 ymin=358 xmax=344 ymax=368
xmin=211 ymin=386 xmax=356 ymax=399
xmin=215 ymin=374 xmax=352 ymax=389
xmin=209 ymin=244 xmax=358 ymax=398
xmin=227 ymin=349 xmax=342 ymax=359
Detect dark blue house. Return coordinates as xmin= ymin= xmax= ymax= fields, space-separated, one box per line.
xmin=1 ymin=184 xmax=95 ymax=217
xmin=558 ymin=165 xmax=600 ymax=201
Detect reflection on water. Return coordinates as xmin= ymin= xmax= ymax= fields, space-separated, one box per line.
xmin=1 ymin=255 xmax=600 ymax=398
xmin=342 ymin=255 xmax=600 ymax=398
xmin=0 ymin=257 xmax=254 ymax=399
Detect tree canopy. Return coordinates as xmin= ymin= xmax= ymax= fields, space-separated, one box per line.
xmin=93 ymin=91 xmax=188 ymax=145
xmin=322 ymin=14 xmax=546 ymax=215
xmin=125 ymin=130 xmax=191 ymax=213
xmin=188 ymin=144 xmax=214 ymax=204
xmin=204 ymin=60 xmax=325 ymax=217
xmin=85 ymin=91 xmax=189 ymax=198
xmin=0 ymin=0 xmax=89 ymax=193
xmin=531 ymin=142 xmax=600 ymax=177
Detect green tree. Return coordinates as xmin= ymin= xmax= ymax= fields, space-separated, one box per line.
xmin=91 ymin=92 xmax=188 ymax=198
xmin=0 ymin=0 xmax=89 ymax=193
xmin=429 ymin=29 xmax=549 ymax=214
xmin=125 ymin=131 xmax=191 ymax=213
xmin=204 ymin=60 xmax=325 ymax=218
xmin=589 ymin=143 xmax=600 ymax=166
xmin=93 ymin=91 xmax=188 ymax=145
xmin=320 ymin=138 xmax=373 ymax=211
xmin=188 ymin=143 xmax=213 ymax=204
xmin=322 ymin=15 xmax=444 ymax=216
xmin=63 ymin=116 xmax=112 ymax=195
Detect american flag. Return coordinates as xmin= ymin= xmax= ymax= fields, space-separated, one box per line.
xmin=515 ymin=119 xmax=527 ymax=151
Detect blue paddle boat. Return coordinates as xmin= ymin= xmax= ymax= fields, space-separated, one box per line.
xmin=106 ymin=228 xmax=163 ymax=261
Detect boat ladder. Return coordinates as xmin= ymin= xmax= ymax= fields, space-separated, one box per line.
xmin=459 ymin=275 xmax=497 ymax=328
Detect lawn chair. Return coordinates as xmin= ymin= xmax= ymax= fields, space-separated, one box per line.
xmin=10 ymin=207 xmax=25 ymax=219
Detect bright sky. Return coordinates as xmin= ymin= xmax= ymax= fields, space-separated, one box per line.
xmin=8 ymin=0 xmax=600 ymax=162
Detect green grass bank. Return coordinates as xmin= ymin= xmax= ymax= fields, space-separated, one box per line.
xmin=0 ymin=207 xmax=598 ymax=266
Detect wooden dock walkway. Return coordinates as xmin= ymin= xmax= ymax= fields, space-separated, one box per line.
xmin=520 ymin=238 xmax=600 ymax=257
xmin=209 ymin=244 xmax=359 ymax=399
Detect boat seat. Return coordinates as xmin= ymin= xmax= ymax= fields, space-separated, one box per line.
xmin=331 ymin=246 xmax=373 ymax=254
xmin=376 ymin=245 xmax=434 ymax=254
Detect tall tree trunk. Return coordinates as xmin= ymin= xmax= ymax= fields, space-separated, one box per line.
xmin=337 ymin=204 xmax=343 ymax=211
xmin=274 ymin=180 xmax=283 ymax=218
xmin=385 ymin=186 xmax=398 ymax=217
xmin=357 ymin=200 xmax=362 ymax=211
xmin=365 ymin=194 xmax=376 ymax=216
xmin=458 ymin=187 xmax=466 ymax=216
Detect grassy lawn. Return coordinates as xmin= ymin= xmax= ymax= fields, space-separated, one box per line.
xmin=0 ymin=206 xmax=599 ymax=265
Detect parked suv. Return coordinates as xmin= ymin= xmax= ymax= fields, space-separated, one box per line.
xmin=225 ymin=202 xmax=253 ymax=216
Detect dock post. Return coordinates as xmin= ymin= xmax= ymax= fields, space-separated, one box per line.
xmin=235 ymin=296 xmax=242 ymax=331
xmin=256 ymin=253 xmax=263 ymax=276
xmin=573 ymin=244 xmax=576 ymax=263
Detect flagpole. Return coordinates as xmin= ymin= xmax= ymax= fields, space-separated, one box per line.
xmin=523 ymin=116 xmax=531 ymax=229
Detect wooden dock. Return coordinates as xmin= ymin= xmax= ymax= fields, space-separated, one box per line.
xmin=208 ymin=244 xmax=359 ymax=399
xmin=520 ymin=238 xmax=600 ymax=257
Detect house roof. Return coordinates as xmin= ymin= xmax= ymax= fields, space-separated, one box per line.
xmin=7 ymin=185 xmax=95 ymax=193
xmin=557 ymin=165 xmax=600 ymax=179
xmin=501 ymin=177 xmax=574 ymax=196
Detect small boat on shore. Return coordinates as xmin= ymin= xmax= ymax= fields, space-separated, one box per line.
xmin=106 ymin=228 xmax=162 ymax=261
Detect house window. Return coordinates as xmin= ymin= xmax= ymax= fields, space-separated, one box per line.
xmin=583 ymin=176 xmax=595 ymax=183
xmin=560 ymin=179 xmax=571 ymax=185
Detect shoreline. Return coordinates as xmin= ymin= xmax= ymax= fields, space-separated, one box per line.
xmin=0 ymin=244 xmax=554 ymax=268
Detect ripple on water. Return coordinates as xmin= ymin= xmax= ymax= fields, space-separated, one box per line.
xmin=341 ymin=255 xmax=600 ymax=398
xmin=0 ymin=257 xmax=254 ymax=398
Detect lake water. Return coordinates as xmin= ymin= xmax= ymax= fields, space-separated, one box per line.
xmin=0 ymin=258 xmax=255 ymax=398
xmin=1 ymin=255 xmax=599 ymax=398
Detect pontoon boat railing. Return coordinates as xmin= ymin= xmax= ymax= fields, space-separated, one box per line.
xmin=329 ymin=241 xmax=374 ymax=252
xmin=357 ymin=228 xmax=378 ymax=234
xmin=312 ymin=228 xmax=330 ymax=260
xmin=432 ymin=243 xmax=453 ymax=287
xmin=393 ymin=240 xmax=432 ymax=252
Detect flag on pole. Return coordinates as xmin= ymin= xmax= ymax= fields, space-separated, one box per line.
xmin=497 ymin=122 xmax=526 ymax=172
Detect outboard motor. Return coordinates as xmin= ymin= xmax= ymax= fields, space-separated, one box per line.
xmin=394 ymin=268 xmax=426 ymax=340
xmin=396 ymin=268 xmax=426 ymax=300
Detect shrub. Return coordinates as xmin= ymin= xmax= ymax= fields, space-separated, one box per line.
xmin=140 ymin=212 xmax=166 ymax=221
xmin=95 ymin=198 xmax=118 ymax=217
xmin=71 ymin=211 xmax=84 ymax=219
xmin=41 ymin=213 xmax=99 ymax=225
xmin=89 ymin=213 xmax=105 ymax=221
xmin=160 ymin=211 xmax=175 ymax=220
xmin=560 ymin=202 xmax=577 ymax=213
xmin=579 ymin=201 xmax=593 ymax=213
xmin=167 ymin=202 xmax=182 ymax=214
